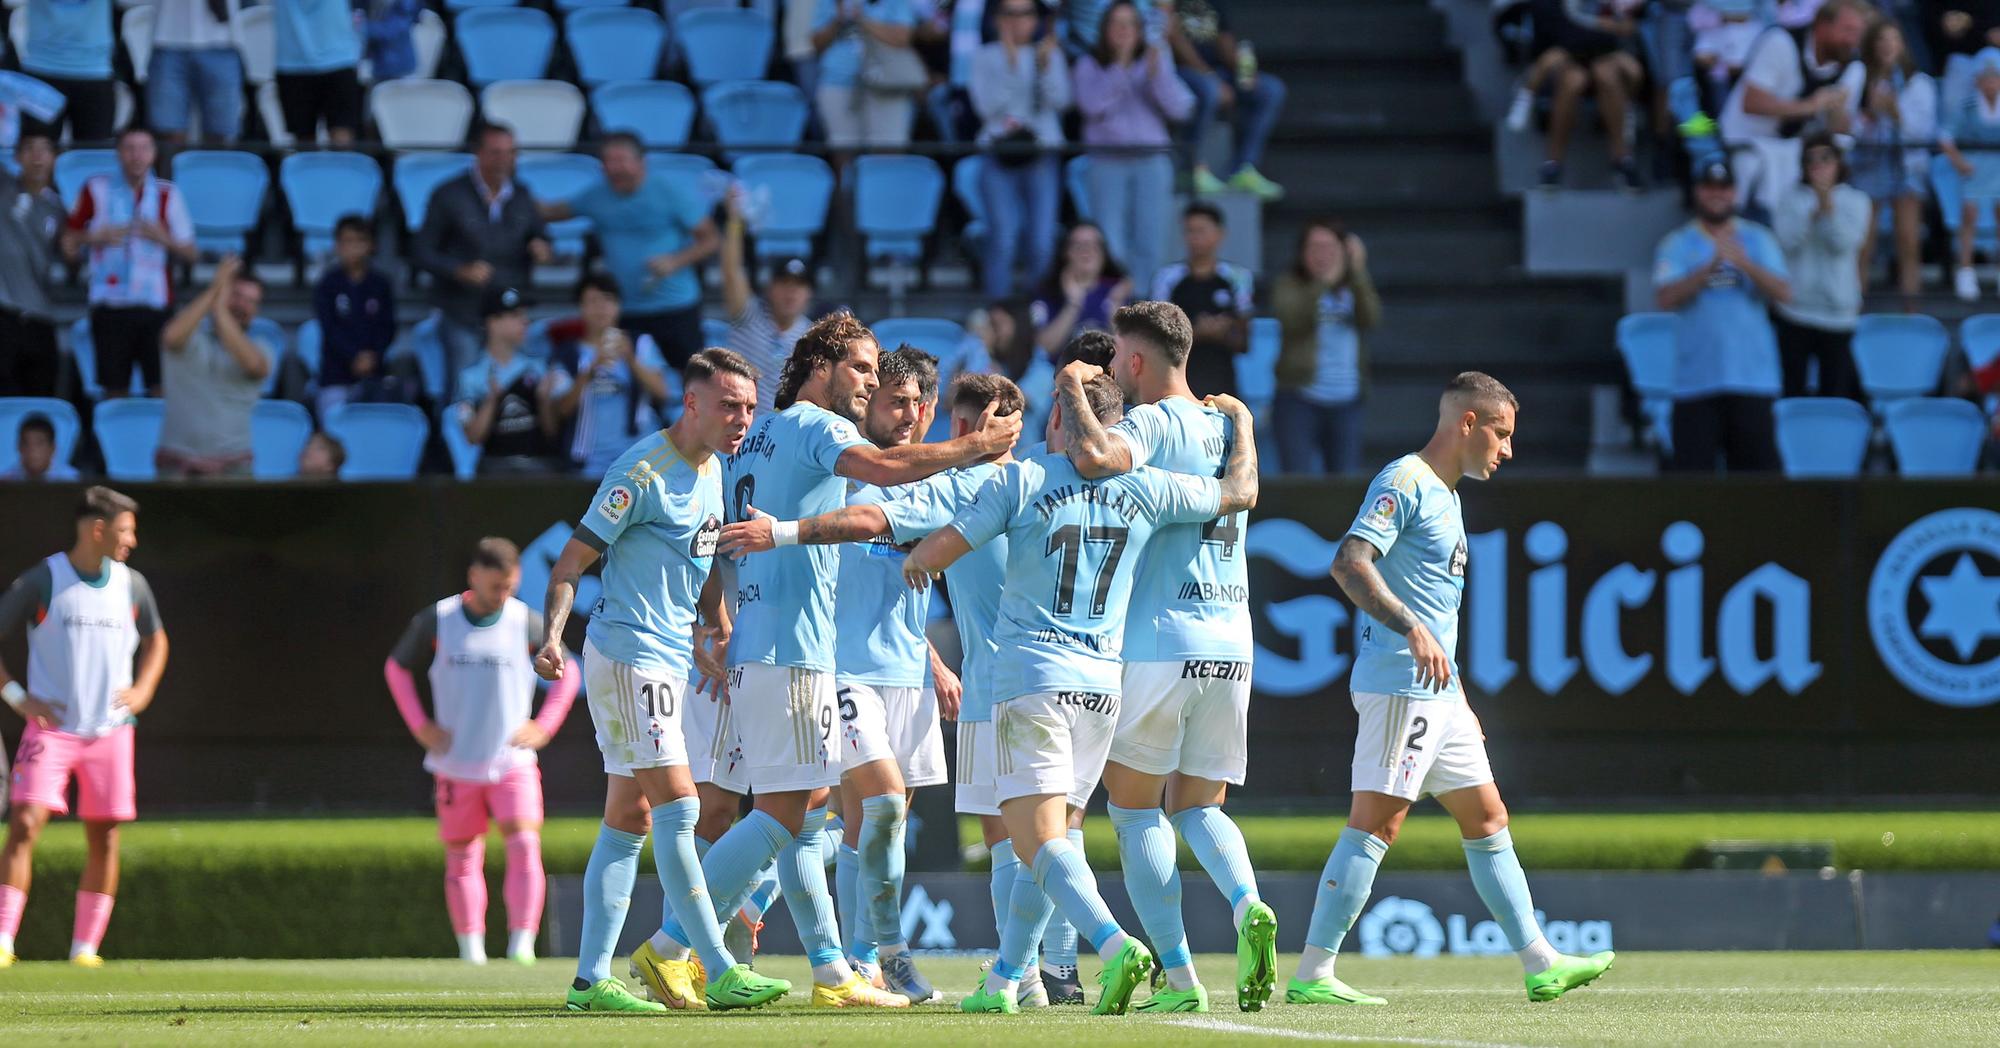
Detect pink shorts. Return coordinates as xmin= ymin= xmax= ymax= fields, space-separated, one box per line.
xmin=433 ymin=764 xmax=543 ymax=842
xmin=10 ymin=722 xmax=137 ymax=823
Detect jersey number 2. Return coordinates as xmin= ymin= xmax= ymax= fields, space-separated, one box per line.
xmin=1046 ymin=524 xmax=1130 ymax=617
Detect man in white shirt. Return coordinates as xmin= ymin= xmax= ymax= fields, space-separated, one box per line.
xmin=1719 ymin=0 xmax=1868 ymax=214
xmin=147 ymin=0 xmax=245 ymax=145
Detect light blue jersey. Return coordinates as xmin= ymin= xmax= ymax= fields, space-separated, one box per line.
xmin=1652 ymin=220 xmax=1788 ymax=399
xmin=725 ymin=401 xmax=872 ymax=672
xmin=578 ymin=432 xmax=725 ymax=678
xmin=948 ymin=455 xmax=1222 ymax=701
xmin=1345 ymin=454 xmax=1466 ymax=699
xmin=1109 ymin=398 xmax=1251 ymax=662
xmin=922 ymin=463 xmax=1009 ymax=723
xmin=833 ymin=480 xmax=955 ymax=688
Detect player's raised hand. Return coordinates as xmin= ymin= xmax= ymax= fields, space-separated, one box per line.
xmin=533 ymin=641 xmax=566 ymax=681
xmin=1406 ymin=623 xmax=1453 ymax=693
xmin=718 ymin=510 xmax=775 ymax=556
xmin=1056 ymin=360 xmax=1104 ymax=389
xmin=415 ymin=722 xmax=452 ymax=755
xmin=510 ymin=721 xmax=552 ymax=750
xmin=971 ymin=401 xmax=1023 ymax=458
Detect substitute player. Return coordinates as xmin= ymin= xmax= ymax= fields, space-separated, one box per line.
xmin=903 ymin=375 xmax=1259 ymax=1015
xmin=383 ymin=538 xmax=580 ymax=966
xmin=1292 ymin=372 xmax=1614 ymax=1006
xmin=1056 ymin=303 xmax=1277 ymax=1013
xmin=537 ymin=348 xmax=792 ymax=1012
xmin=0 ymin=487 xmax=168 ymax=967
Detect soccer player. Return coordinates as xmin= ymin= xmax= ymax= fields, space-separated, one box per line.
xmin=652 ymin=314 xmax=1020 ymax=1009
xmin=0 ymin=487 xmax=168 ymax=967
xmin=383 ymin=538 xmax=579 ymax=966
xmin=1054 ymin=302 xmax=1276 ymax=1013
xmin=903 ymin=374 xmax=1260 ymax=1015
xmin=537 ymin=348 xmax=792 ymax=1012
xmin=1293 ymin=372 xmax=1614 ymax=1005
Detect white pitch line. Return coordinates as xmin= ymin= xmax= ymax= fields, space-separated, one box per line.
xmin=1170 ymin=1017 xmax=1531 ymax=1048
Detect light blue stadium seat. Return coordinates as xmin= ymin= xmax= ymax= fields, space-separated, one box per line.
xmin=1962 ymin=314 xmax=2000 ymax=419
xmin=294 ymin=318 xmax=323 ymax=393
xmin=172 ymin=150 xmax=268 ymax=256
xmin=646 ymin=151 xmax=725 ymax=202
xmin=67 ymin=317 xmax=147 ymax=400
xmin=54 ymin=149 xmax=118 ymax=209
xmin=397 ymin=311 xmax=451 ymax=401
xmin=675 ymin=7 xmax=773 ymax=87
xmin=325 ymin=403 xmax=429 ymax=480
xmin=702 ymin=80 xmax=808 ymax=159
xmin=440 ymin=407 xmax=483 ymax=479
xmin=249 ymin=316 xmax=288 ymax=397
xmin=1852 ymin=313 xmax=1949 ymax=407
xmin=556 ymin=0 xmax=628 ymax=8
xmin=456 ymin=7 xmax=555 ymax=87
xmin=250 ymin=400 xmax=314 ymax=480
xmin=393 ymin=152 xmax=473 ymax=233
xmin=1932 ymin=153 xmax=1998 ymax=256
xmin=0 ymin=397 xmax=81 ymax=475
xmin=853 ymin=154 xmax=944 ymax=264
xmin=1238 ymin=316 xmax=1279 ymax=406
xmin=702 ymin=317 xmax=731 ymax=349
xmin=953 ymin=156 xmax=988 ymax=253
xmin=593 ymin=81 xmax=696 ymax=147
xmin=1884 ymin=397 xmax=1985 ymax=477
xmin=871 ymin=317 xmax=965 ymax=359
xmin=1617 ymin=311 xmax=1678 ymax=453
xmin=94 ymin=398 xmax=167 ymax=481
xmin=515 ymin=152 xmax=601 ymax=258
xmin=732 ymin=153 xmax=832 ymax=261
xmin=1773 ymin=397 xmax=1872 ymax=478
xmin=445 ymin=0 xmax=518 ymax=9
xmin=280 ymin=152 xmax=382 ymax=259
xmin=567 ymin=8 xmax=666 ymax=87
xmin=1065 ymin=155 xmax=1092 ymax=221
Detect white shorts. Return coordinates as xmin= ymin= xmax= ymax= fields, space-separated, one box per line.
xmin=953 ymin=719 xmax=999 ymax=816
xmin=684 ymin=676 xmax=747 ymax=794
xmin=994 ymin=689 xmax=1119 ymax=809
xmin=1108 ymin=659 xmax=1252 ymax=784
xmin=1349 ymin=691 xmax=1494 ymax=802
xmin=837 ymin=681 xmax=948 ymax=788
xmin=583 ymin=638 xmax=687 ymax=776
xmin=725 ymin=663 xmax=841 ymax=792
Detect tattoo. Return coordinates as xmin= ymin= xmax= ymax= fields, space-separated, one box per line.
xmin=1216 ymin=408 xmax=1258 ymax=514
xmin=1056 ymin=381 xmax=1127 ymax=477
xmin=543 ymin=567 xmax=579 ymax=648
xmin=798 ymin=505 xmax=887 ymax=545
xmin=1331 ymin=536 xmax=1421 ymax=634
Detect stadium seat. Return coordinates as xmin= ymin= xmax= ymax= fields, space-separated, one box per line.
xmin=411 ymin=8 xmax=447 ymax=78
xmin=455 ymin=7 xmax=556 ymax=87
xmin=953 ymin=156 xmax=989 ymax=255
xmin=445 ymin=0 xmax=519 ymax=9
xmin=731 ymin=153 xmax=833 ymax=261
xmin=54 ymin=148 xmax=118 ymax=209
xmin=853 ymin=155 xmax=944 ymax=264
xmin=123 ymin=4 xmax=154 ymax=84
xmin=1066 ymin=154 xmax=1092 ymax=221
xmin=702 ymin=317 xmax=731 ymax=349
xmin=393 ymin=152 xmax=474 ymax=232
xmin=675 ymin=7 xmax=773 ymax=86
xmin=94 ymin=398 xmax=167 ymax=482
xmin=249 ymin=316 xmax=289 ymax=396
xmin=1239 ymin=316 xmax=1278 ymax=408
xmin=646 ymin=152 xmax=724 ymax=201
xmin=480 ymin=80 xmax=585 ymax=149
xmin=280 ymin=152 xmax=383 ymax=260
xmin=250 ymin=400 xmax=314 ymax=480
xmin=0 ymin=397 xmax=81 ymax=475
xmin=1932 ymin=152 xmax=1999 ymax=257
xmin=1884 ymin=397 xmax=1986 ymax=477
xmin=172 ymin=151 xmax=269 ymax=256
xmin=293 ymin=318 xmax=323 ymax=390
xmin=324 ymin=403 xmax=429 ymax=480
xmin=515 ymin=152 xmax=600 ymax=256
xmin=702 ymin=80 xmax=808 ymax=158
xmin=593 ymin=81 xmax=696 ymax=147
xmin=558 ymin=0 xmax=629 ymax=8
xmin=1852 ymin=313 xmax=1949 ymax=407
xmin=440 ymin=409 xmax=483 ymax=479
xmin=567 ymin=8 xmax=666 ymax=87
xmin=1773 ymin=397 xmax=1872 ymax=478
xmin=371 ymin=79 xmax=475 ymax=149
xmin=871 ymin=317 xmax=965 ymax=360
xmin=1616 ymin=311 xmax=1678 ymax=453
xmin=401 ymin=311 xmax=451 ymax=401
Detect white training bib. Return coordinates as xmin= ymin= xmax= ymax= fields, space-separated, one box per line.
xmin=426 ymin=595 xmax=540 ymax=783
xmin=28 ymin=553 xmax=138 ymax=738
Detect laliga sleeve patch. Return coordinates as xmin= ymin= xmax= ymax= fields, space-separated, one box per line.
xmin=599 ymin=485 xmax=635 ymax=524
xmin=1369 ymin=492 xmax=1398 ymax=522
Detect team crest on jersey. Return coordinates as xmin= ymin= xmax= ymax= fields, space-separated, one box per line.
xmin=693 ymin=516 xmax=721 ymax=558
xmin=599 ymin=485 xmax=634 ymax=523
xmin=1448 ymin=539 xmax=1468 ymax=578
xmin=1370 ymin=493 xmax=1397 ymax=521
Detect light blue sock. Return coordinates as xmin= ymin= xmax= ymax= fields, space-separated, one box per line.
xmin=1108 ymin=804 xmax=1190 ymax=978
xmin=744 ymin=859 xmax=781 ymax=920
xmin=652 ymin=797 xmax=736 ymax=974
xmin=1031 ymin=837 xmax=1124 ymax=958
xmin=836 ymin=843 xmax=869 ymax=960
xmin=776 ymin=806 xmax=844 ymax=969
xmin=1171 ymin=805 xmax=1260 ymax=919
xmin=994 ymin=862 xmax=1054 ymax=982
xmin=661 ymin=808 xmax=791 ymax=946
xmin=821 ymin=814 xmax=845 ymax=867
xmin=575 ymin=823 xmax=645 ymax=984
xmin=859 ymin=794 xmax=908 ymax=950
xmin=1043 ymin=828 xmax=1083 ymax=970
xmin=1304 ymin=827 xmax=1389 ymax=952
xmin=1463 ymin=829 xmax=1543 ymax=951
xmin=989 ymin=838 xmax=1020 ymax=944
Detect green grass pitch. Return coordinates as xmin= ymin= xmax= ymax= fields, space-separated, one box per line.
xmin=3 ymin=952 xmax=1997 ymax=1046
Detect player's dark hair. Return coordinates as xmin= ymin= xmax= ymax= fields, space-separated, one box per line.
xmin=1183 ymin=200 xmax=1225 ymax=227
xmin=880 ymin=345 xmax=940 ymax=404
xmin=1446 ymin=371 xmax=1518 ymax=413
xmin=16 ymin=413 xmax=56 ymax=443
xmin=1112 ymin=301 xmax=1194 ymax=369
xmin=949 ymin=373 xmax=1025 ymax=419
xmin=775 ymin=312 xmax=874 ymax=411
xmin=685 ymin=347 xmax=761 ymax=389
xmin=471 ymin=537 xmax=520 ymax=572
xmin=77 ymin=486 xmax=138 ymax=522
xmin=1082 ymin=374 xmax=1124 ymax=426
xmin=1057 ymin=329 xmax=1116 ymax=369
xmin=599 ymin=131 xmax=644 ymax=158
xmin=334 ymin=214 xmax=374 ymax=242
xmin=576 ymin=272 xmax=623 ymax=303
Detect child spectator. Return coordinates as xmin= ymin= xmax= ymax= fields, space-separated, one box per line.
xmin=2 ymin=414 xmax=79 ymax=482
xmin=545 ymin=274 xmax=671 ymax=478
xmin=1940 ymin=47 xmax=2000 ymax=300
xmin=297 ymin=431 xmax=346 ymax=479
xmin=1151 ymin=200 xmax=1252 ymax=397
xmin=313 ymin=215 xmax=397 ymax=419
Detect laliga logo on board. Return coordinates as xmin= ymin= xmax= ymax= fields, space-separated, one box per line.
xmin=1357 ymin=896 xmax=1613 ymax=958
xmin=1868 ymin=508 xmax=2000 ymax=709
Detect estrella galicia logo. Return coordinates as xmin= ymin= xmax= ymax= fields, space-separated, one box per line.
xmin=1357 ymin=896 xmax=1445 ymax=958
xmin=693 ymin=516 xmax=721 ymax=558
xmin=1868 ymin=508 xmax=2000 ymax=708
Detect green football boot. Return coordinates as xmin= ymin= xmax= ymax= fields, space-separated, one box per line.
xmin=1236 ymin=900 xmax=1278 ymax=1012
xmin=1134 ymin=983 xmax=1209 ymax=1013
xmin=1285 ymin=975 xmax=1387 ymax=1006
xmin=1526 ymin=951 xmax=1615 ymax=1002
xmin=705 ymin=962 xmax=791 ymax=1010
xmin=1091 ymin=939 xmax=1154 ymax=1016
xmin=960 ymin=982 xmax=1019 ymax=1014
xmin=565 ymin=978 xmax=668 ymax=1014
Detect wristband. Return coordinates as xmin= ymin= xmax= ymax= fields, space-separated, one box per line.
xmin=771 ymin=520 xmax=800 ymax=547
xmin=2 ymin=680 xmax=24 ymax=710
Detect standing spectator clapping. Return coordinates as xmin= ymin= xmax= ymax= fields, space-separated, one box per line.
xmin=812 ymin=0 xmax=922 ymax=151
xmin=156 ymin=256 xmax=276 ymax=480
xmin=1270 ymin=219 xmax=1379 ymax=475
xmin=1073 ymin=0 xmax=1193 ymax=291
xmin=971 ymin=0 xmax=1072 ymax=298
xmin=1848 ymin=20 xmax=1935 ymax=303
xmin=1718 ymin=0 xmax=1867 ymax=216
xmin=1772 ymin=134 xmax=1869 ymax=399
xmin=63 ymin=128 xmax=197 ymax=399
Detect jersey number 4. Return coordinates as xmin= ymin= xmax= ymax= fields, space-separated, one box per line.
xmin=1046 ymin=523 xmax=1129 ymax=617
xmin=1200 ymin=511 xmax=1242 ymax=559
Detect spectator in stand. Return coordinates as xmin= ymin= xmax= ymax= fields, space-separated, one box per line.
xmin=1691 ymin=0 xmax=1769 ymax=115
xmin=786 ymin=0 xmax=824 ymax=98
xmin=360 ymin=0 xmax=421 ymax=82
xmin=1161 ymin=0 xmax=1286 ymax=200
xmin=1940 ymin=48 xmax=2000 ymax=300
xmin=1653 ymin=159 xmax=1792 ymax=472
xmin=1931 ymin=0 xmax=2000 ymax=59
xmin=971 ymin=0 xmax=1072 ymax=298
xmin=1061 ymin=0 xmax=1162 ymax=52
xmin=812 ymin=0 xmax=922 ymax=150
xmin=1848 ymin=20 xmax=1935 ymax=304
xmin=273 ymin=0 xmax=364 ymax=146
xmin=156 ymin=256 xmax=276 ymax=480
xmin=2 ymin=415 xmax=79 ymax=482
xmin=0 ymin=135 xmax=65 ymax=397
xmin=1504 ymin=0 xmax=1646 ymax=191
xmin=1720 ymin=0 xmax=1867 ymax=217
xmin=1270 ymin=218 xmax=1379 ymax=475
xmin=1151 ymin=200 xmax=1251 ymax=397
xmin=721 ymin=187 xmax=815 ymax=415
xmin=1772 ymin=133 xmax=1868 ymax=399
xmin=414 ymin=122 xmax=553 ymax=399
xmin=1074 ymin=0 xmax=1193 ymax=291
xmin=970 ymin=297 xmax=1053 ymax=438
xmin=147 ymin=0 xmax=245 ymax=146
xmin=19 ymin=0 xmax=115 ymax=142
xmin=546 ymin=274 xmax=671 ymax=477
xmin=314 ymin=215 xmax=397 ymax=419
xmin=63 ymin=128 xmax=197 ymax=400
xmin=1032 ymin=221 xmax=1132 ymax=356
xmin=455 ymin=287 xmax=567 ymax=475
xmin=297 ymin=431 xmax=346 ymax=479
xmin=541 ymin=134 xmax=715 ymax=370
